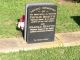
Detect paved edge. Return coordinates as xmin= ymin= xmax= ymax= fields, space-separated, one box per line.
xmin=0 ymin=32 xmax=80 ymax=53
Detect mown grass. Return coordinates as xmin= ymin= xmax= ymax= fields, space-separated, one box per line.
xmin=0 ymin=0 xmax=56 ymax=38
xmin=0 ymin=0 xmax=80 ymax=37
xmin=56 ymin=2 xmax=80 ymax=32
xmin=0 ymin=46 xmax=80 ymax=60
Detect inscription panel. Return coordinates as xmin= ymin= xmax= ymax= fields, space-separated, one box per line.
xmin=26 ymin=4 xmax=57 ymax=43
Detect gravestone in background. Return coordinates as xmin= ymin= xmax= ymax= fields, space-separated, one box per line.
xmin=25 ymin=3 xmax=57 ymax=43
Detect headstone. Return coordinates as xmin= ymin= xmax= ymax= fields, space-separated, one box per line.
xmin=25 ymin=3 xmax=57 ymax=43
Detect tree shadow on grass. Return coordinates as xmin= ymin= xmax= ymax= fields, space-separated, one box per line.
xmin=73 ymin=0 xmax=80 ymax=3
xmin=16 ymin=19 xmax=24 ymax=38
xmin=61 ymin=0 xmax=80 ymax=3
xmin=71 ymin=16 xmax=80 ymax=26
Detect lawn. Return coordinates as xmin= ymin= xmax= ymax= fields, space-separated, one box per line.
xmin=0 ymin=0 xmax=80 ymax=59
xmin=0 ymin=46 xmax=80 ymax=60
xmin=56 ymin=2 xmax=80 ymax=32
xmin=0 ymin=0 xmax=80 ymax=38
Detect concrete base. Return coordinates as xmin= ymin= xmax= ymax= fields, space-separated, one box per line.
xmin=0 ymin=31 xmax=80 ymax=53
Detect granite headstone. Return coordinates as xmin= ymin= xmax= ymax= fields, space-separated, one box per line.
xmin=25 ymin=3 xmax=57 ymax=43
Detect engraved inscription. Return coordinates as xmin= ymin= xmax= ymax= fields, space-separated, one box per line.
xmin=34 ymin=38 xmax=49 ymax=42
xmin=29 ymin=7 xmax=56 ymax=33
xmin=29 ymin=25 xmax=54 ymax=33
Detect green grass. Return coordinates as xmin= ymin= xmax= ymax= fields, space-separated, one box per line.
xmin=56 ymin=3 xmax=80 ymax=32
xmin=0 ymin=46 xmax=80 ymax=60
xmin=0 ymin=0 xmax=80 ymax=37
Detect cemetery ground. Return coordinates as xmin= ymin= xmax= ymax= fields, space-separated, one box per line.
xmin=0 ymin=0 xmax=80 ymax=60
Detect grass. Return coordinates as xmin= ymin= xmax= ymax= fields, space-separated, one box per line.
xmin=0 ymin=46 xmax=80 ymax=60
xmin=56 ymin=3 xmax=80 ymax=32
xmin=0 ymin=0 xmax=80 ymax=59
xmin=0 ymin=0 xmax=80 ymax=37
xmin=0 ymin=0 xmax=55 ymax=38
